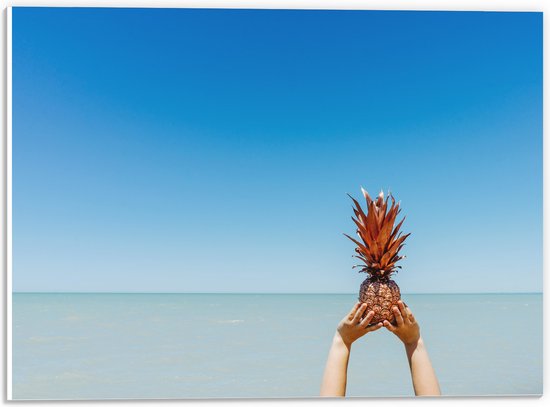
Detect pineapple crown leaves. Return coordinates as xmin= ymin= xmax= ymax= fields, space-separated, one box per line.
xmin=343 ymin=187 xmax=411 ymax=278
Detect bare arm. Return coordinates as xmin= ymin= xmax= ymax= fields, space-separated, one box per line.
xmin=320 ymin=331 xmax=351 ymax=397
xmin=383 ymin=301 xmax=441 ymax=396
xmin=320 ymin=302 xmax=382 ymax=397
xmin=404 ymin=337 xmax=440 ymax=396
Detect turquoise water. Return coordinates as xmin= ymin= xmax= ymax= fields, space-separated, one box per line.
xmin=12 ymin=293 xmax=542 ymax=399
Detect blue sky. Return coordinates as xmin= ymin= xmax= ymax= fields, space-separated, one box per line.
xmin=12 ymin=8 xmax=542 ymax=293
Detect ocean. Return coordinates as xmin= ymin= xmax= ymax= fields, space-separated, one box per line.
xmin=12 ymin=293 xmax=542 ymax=399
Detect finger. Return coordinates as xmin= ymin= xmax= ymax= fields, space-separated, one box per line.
xmin=352 ymin=303 xmax=367 ymax=324
xmin=408 ymin=311 xmax=416 ymax=324
xmin=402 ymin=303 xmax=415 ymax=323
xmin=366 ymin=322 xmax=384 ymax=333
xmin=359 ymin=311 xmax=375 ymax=328
xmin=383 ymin=320 xmax=396 ymax=332
xmin=397 ymin=301 xmax=409 ymax=324
xmin=398 ymin=301 xmax=415 ymax=322
xmin=347 ymin=302 xmax=361 ymax=321
xmin=400 ymin=301 xmax=412 ymax=316
xmin=393 ymin=306 xmax=404 ymax=326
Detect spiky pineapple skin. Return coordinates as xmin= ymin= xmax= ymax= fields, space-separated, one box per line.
xmin=359 ymin=277 xmax=401 ymax=325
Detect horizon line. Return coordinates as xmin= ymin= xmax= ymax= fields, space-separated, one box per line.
xmin=11 ymin=291 xmax=543 ymax=295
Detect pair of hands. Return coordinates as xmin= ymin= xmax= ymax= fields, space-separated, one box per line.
xmin=336 ymin=300 xmax=420 ymax=349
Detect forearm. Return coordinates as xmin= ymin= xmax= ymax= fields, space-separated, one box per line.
xmin=405 ymin=337 xmax=441 ymax=396
xmin=320 ymin=332 xmax=351 ymax=396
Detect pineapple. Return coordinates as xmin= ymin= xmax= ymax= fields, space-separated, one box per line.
xmin=344 ymin=188 xmax=411 ymax=325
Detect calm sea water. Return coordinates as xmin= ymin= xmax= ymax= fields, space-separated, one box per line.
xmin=12 ymin=293 xmax=542 ymax=399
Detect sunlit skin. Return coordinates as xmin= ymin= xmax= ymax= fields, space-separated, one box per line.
xmin=384 ymin=300 xmax=441 ymax=396
xmin=320 ymin=300 xmax=441 ymax=397
xmin=320 ymin=302 xmax=382 ymax=397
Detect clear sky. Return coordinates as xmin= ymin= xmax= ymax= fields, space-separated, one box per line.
xmin=12 ymin=8 xmax=542 ymax=293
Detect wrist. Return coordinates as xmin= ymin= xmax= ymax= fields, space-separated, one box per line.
xmin=404 ymin=335 xmax=423 ymax=350
xmin=334 ymin=330 xmax=353 ymax=350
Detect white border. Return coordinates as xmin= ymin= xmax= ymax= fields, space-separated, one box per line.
xmin=5 ymin=5 xmax=12 ymax=402
xmin=0 ymin=0 xmax=547 ymax=11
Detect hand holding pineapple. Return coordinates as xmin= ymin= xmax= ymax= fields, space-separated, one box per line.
xmin=320 ymin=302 xmax=383 ymax=397
xmin=321 ymin=186 xmax=440 ymax=397
xmin=345 ymin=188 xmax=411 ymax=325
xmin=383 ymin=300 xmax=441 ymax=396
xmin=336 ymin=302 xmax=384 ymax=349
xmin=321 ymin=301 xmax=441 ymax=397
xmin=383 ymin=300 xmax=420 ymax=346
